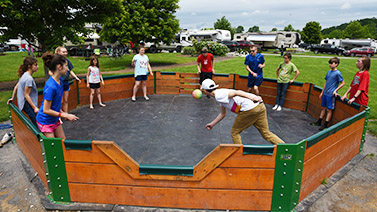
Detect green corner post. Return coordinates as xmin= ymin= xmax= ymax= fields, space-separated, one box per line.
xmin=359 ymin=106 xmax=370 ymax=152
xmin=41 ymin=136 xmax=71 ymax=203
xmin=271 ymin=140 xmax=306 ymax=212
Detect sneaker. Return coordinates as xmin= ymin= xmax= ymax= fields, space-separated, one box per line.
xmin=276 ymin=106 xmax=282 ymax=111
xmin=144 ymin=96 xmax=149 ymax=101
xmin=272 ymin=104 xmax=278 ymax=110
xmin=131 ymin=96 xmax=136 ymax=102
xmin=319 ymin=124 xmax=328 ymax=131
xmin=1 ymin=133 xmax=12 ymax=147
xmin=310 ymin=122 xmax=320 ymax=126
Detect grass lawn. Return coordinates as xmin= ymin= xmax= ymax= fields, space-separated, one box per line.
xmin=1 ymin=52 xmax=376 ymax=135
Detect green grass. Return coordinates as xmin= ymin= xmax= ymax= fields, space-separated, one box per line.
xmin=0 ymin=90 xmax=12 ymax=122
xmin=1 ymin=52 xmax=376 ymax=135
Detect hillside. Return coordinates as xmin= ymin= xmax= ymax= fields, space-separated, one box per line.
xmin=322 ymin=17 xmax=377 ymax=39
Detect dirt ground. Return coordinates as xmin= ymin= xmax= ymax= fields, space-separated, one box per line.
xmin=1 ymin=117 xmax=376 ymax=211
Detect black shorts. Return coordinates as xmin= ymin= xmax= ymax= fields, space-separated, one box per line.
xmin=199 ymin=72 xmax=213 ymax=84
xmin=89 ymin=83 xmax=101 ymax=89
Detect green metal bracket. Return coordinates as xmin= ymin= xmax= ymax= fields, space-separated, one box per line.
xmin=64 ymin=139 xmax=92 ymax=150
xmin=271 ymin=140 xmax=306 ymax=212
xmin=139 ymin=164 xmax=193 ymax=176
xmin=75 ymin=80 xmax=80 ymax=106
xmin=154 ymin=71 xmax=157 ymax=94
xmin=41 ymin=136 xmax=71 ymax=202
xmin=243 ymin=144 xmax=275 ymax=155
xmin=305 ymin=83 xmax=312 ymax=112
xmin=359 ymin=106 xmax=370 ymax=152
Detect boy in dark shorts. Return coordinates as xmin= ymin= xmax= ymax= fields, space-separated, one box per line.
xmin=197 ymin=47 xmax=215 ymax=85
xmin=244 ymin=46 xmax=265 ymax=95
xmin=311 ymin=57 xmax=345 ymax=130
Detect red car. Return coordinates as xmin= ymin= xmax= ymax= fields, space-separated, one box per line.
xmin=236 ymin=40 xmax=254 ymax=49
xmin=344 ymin=47 xmax=374 ymax=57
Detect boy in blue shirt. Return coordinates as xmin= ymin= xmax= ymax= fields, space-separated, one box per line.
xmin=311 ymin=57 xmax=345 ymax=130
xmin=244 ymin=46 xmax=265 ymax=95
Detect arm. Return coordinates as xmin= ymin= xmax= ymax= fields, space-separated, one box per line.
xmin=228 ymin=89 xmax=262 ymax=102
xmin=197 ymin=62 xmax=201 ymax=74
xmin=205 ymin=106 xmax=226 ymax=130
xmin=131 ymin=59 xmax=136 ymax=67
xmin=246 ymin=65 xmax=257 ymax=77
xmin=99 ymin=68 xmax=105 ymax=85
xmin=347 ymin=90 xmax=363 ymax=104
xmin=42 ymin=99 xmax=79 ymax=122
xmin=86 ymin=67 xmax=90 ymax=88
xmin=276 ymin=68 xmax=280 ymax=78
xmin=7 ymin=82 xmax=19 ymax=104
xmin=289 ymin=70 xmax=300 ymax=84
xmin=320 ymin=82 xmax=326 ymax=99
xmin=211 ymin=58 xmax=215 ymax=74
xmin=69 ymin=71 xmax=81 ymax=83
xmin=333 ymin=80 xmax=345 ymax=96
xmin=258 ymin=62 xmax=265 ymax=69
xmin=341 ymin=86 xmax=352 ymax=101
xmin=24 ymin=87 xmax=38 ymax=113
xmin=147 ymin=62 xmax=153 ymax=76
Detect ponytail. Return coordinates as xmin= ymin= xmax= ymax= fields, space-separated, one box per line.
xmin=17 ymin=57 xmax=37 ymax=78
xmin=42 ymin=52 xmax=66 ymax=73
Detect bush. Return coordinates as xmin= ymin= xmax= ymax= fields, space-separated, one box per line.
xmin=192 ymin=40 xmax=229 ymax=56
xmin=182 ymin=46 xmax=196 ymax=56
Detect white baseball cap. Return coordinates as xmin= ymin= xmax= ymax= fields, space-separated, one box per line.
xmin=201 ymin=79 xmax=219 ymax=90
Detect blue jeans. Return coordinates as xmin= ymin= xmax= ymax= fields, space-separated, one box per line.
xmin=276 ymin=83 xmax=289 ymax=106
xmin=23 ymin=101 xmax=38 ymax=127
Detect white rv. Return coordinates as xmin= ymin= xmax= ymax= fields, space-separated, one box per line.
xmin=187 ymin=29 xmax=231 ymax=42
xmin=234 ymin=31 xmax=301 ymax=50
xmin=321 ymin=38 xmax=377 ymax=51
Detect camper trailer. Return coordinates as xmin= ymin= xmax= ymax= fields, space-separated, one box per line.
xmin=321 ymin=38 xmax=377 ymax=51
xmin=234 ymin=31 xmax=301 ymax=50
xmin=188 ymin=29 xmax=231 ymax=42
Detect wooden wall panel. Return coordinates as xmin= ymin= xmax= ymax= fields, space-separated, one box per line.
xmin=219 ymin=147 xmax=276 ymax=168
xmin=11 ymin=111 xmax=47 ymax=188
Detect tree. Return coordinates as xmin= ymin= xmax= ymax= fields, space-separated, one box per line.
xmin=284 ymin=24 xmax=295 ymax=31
xmin=248 ymin=26 xmax=260 ymax=32
xmin=271 ymin=28 xmax=278 ymax=32
xmin=100 ymin=0 xmax=180 ymax=46
xmin=214 ymin=16 xmax=235 ymax=39
xmin=343 ymin=21 xmax=364 ymax=39
xmin=327 ymin=29 xmax=343 ymax=39
xmin=301 ymin=21 xmax=322 ymax=44
xmin=235 ymin=26 xmax=244 ymax=33
xmin=0 ymin=0 xmax=122 ymax=52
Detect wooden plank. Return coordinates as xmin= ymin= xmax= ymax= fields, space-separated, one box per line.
xmin=192 ymin=144 xmax=240 ymax=180
xmin=156 ymin=87 xmax=180 ymax=95
xmin=304 ymin=119 xmax=364 ymax=160
xmin=66 ymin=162 xmax=275 ymax=190
xmin=300 ymin=128 xmax=362 ymax=201
xmin=180 ymin=84 xmax=200 ymax=89
xmin=180 ymin=90 xmax=196 ymax=94
xmin=63 ymin=141 xmax=115 ymax=164
xmin=180 ymin=73 xmax=199 ymax=78
xmin=11 ymin=111 xmax=47 ymax=188
xmin=220 ymin=146 xmax=276 ymax=168
xmin=156 ymin=79 xmax=180 ymax=86
xmin=69 ymin=183 xmax=272 ymax=211
xmin=180 ymin=78 xmax=200 ymax=84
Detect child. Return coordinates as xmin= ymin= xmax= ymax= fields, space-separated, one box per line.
xmin=202 ymin=79 xmax=285 ymax=145
xmin=273 ymin=53 xmax=300 ymax=111
xmin=86 ymin=55 xmax=106 ymax=109
xmin=7 ymin=57 xmax=39 ymax=127
xmin=37 ymin=53 xmax=79 ymax=138
xmin=197 ymin=47 xmax=215 ymax=85
xmin=244 ymin=45 xmax=265 ymax=95
xmin=341 ymin=56 xmax=370 ymax=106
xmin=311 ymin=57 xmax=345 ymax=130
xmin=131 ymin=47 xmax=153 ymax=102
xmin=55 ymin=46 xmax=81 ymax=113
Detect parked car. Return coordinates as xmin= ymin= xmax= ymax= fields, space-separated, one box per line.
xmin=220 ymin=40 xmax=240 ymax=52
xmin=343 ymin=47 xmax=375 ymax=57
xmin=236 ymin=40 xmax=254 ymax=49
xmin=310 ymin=44 xmax=345 ymax=56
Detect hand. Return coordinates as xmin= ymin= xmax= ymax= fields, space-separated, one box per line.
xmin=150 ymin=72 xmax=154 ymax=76
xmin=347 ymin=98 xmax=355 ymax=105
xmin=212 ymin=69 xmax=215 ymax=74
xmin=289 ymin=80 xmax=294 ymax=84
xmin=258 ymin=64 xmax=264 ymax=68
xmin=77 ymin=78 xmax=81 ymax=83
xmin=62 ymin=112 xmax=79 ymax=122
xmin=341 ymin=95 xmax=347 ymax=101
xmin=102 ymin=81 xmax=105 ymax=85
xmin=7 ymin=98 xmax=13 ymax=105
xmin=34 ymin=107 xmax=39 ymax=114
xmin=197 ymin=70 xmax=201 ymax=74
xmin=87 ymin=83 xmax=90 ymax=88
xmin=253 ymin=96 xmax=263 ymax=102
xmin=319 ymin=93 xmax=323 ymax=100
xmin=333 ymin=91 xmax=339 ymax=97
xmin=205 ymin=123 xmax=213 ymax=130
xmin=252 ymin=72 xmax=257 ymax=78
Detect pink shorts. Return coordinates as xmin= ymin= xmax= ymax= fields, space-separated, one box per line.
xmin=37 ymin=120 xmax=61 ymax=133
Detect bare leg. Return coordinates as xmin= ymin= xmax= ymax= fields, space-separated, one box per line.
xmin=62 ymin=91 xmax=69 ymax=112
xmin=142 ymin=80 xmax=147 ymax=97
xmin=97 ymin=88 xmax=106 ymax=106
xmin=89 ymin=88 xmax=95 ymax=109
xmin=254 ymin=86 xmax=260 ymax=96
xmin=132 ymin=81 xmax=141 ymax=99
xmin=54 ymin=125 xmax=66 ymax=139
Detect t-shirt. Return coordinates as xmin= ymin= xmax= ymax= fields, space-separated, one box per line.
xmin=17 ymin=72 xmax=38 ymax=111
xmin=244 ymin=53 xmax=265 ymax=78
xmin=133 ymin=54 xmax=149 ymax=77
xmin=323 ymin=69 xmax=344 ymax=97
xmin=350 ymin=71 xmax=369 ymax=106
xmin=277 ymin=62 xmax=298 ymax=83
xmin=36 ymin=76 xmax=63 ymax=125
xmin=62 ymin=58 xmax=74 ymax=81
xmin=88 ymin=66 xmax=100 ymax=83
xmin=197 ymin=53 xmax=214 ymax=73
xmin=214 ymin=89 xmax=259 ymax=113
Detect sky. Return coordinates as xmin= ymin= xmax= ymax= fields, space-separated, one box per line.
xmin=176 ymin=0 xmax=377 ymax=32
